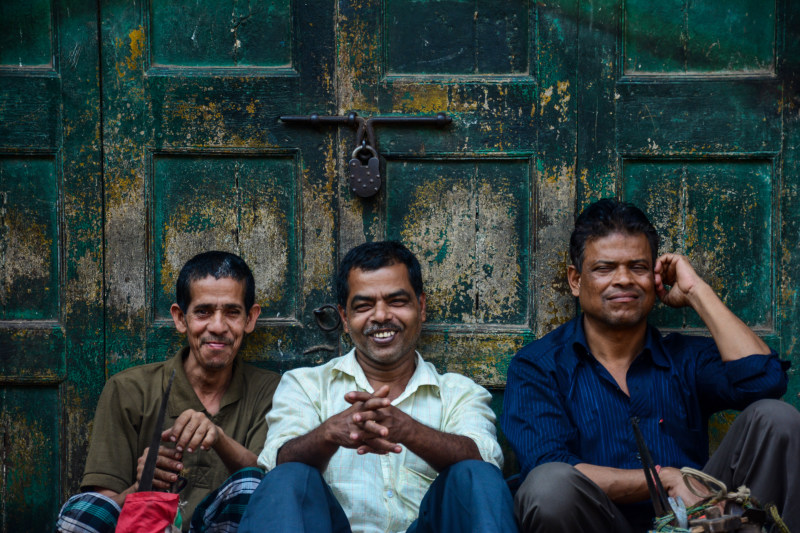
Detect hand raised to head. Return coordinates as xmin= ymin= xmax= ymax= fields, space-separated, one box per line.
xmin=654 ymin=253 xmax=705 ymax=308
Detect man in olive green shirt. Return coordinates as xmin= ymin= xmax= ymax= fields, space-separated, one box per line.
xmin=57 ymin=251 xmax=280 ymax=532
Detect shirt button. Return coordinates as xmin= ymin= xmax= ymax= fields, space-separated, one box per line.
xmin=386 ymin=490 xmax=394 ymax=498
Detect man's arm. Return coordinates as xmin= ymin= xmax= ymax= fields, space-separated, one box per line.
xmin=350 ymin=377 xmax=493 ymax=472
xmin=87 ymin=444 xmax=185 ymax=506
xmin=654 ymin=253 xmax=770 ymax=361
xmin=379 ymin=414 xmax=481 ymax=472
xmin=275 ymin=399 xmax=379 ymax=470
xmin=163 ymin=409 xmax=258 ymax=472
xmin=575 ymin=464 xmax=707 ymax=506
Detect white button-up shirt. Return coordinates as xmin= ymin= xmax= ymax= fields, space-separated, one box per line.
xmin=258 ymin=349 xmax=503 ymax=533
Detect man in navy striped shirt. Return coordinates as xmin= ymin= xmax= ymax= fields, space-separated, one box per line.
xmin=501 ymin=198 xmax=798 ymax=532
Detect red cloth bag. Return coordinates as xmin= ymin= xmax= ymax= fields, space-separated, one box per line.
xmin=116 ymin=492 xmax=180 ymax=533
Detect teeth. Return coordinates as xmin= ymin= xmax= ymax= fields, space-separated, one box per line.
xmin=373 ymin=331 xmax=394 ymax=339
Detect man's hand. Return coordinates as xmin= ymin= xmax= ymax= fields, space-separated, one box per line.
xmin=135 ymin=445 xmax=184 ymax=490
xmin=162 ymin=409 xmax=219 ymax=453
xmin=321 ymin=386 xmax=403 ymax=454
xmin=346 ymin=387 xmax=411 ymax=455
xmin=654 ymin=252 xmax=770 ymax=361
xmin=654 ymin=253 xmax=704 ymax=308
xmin=658 ymin=467 xmax=709 ymax=508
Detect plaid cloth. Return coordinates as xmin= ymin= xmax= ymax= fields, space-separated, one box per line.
xmin=56 ymin=492 xmax=120 ymax=533
xmin=190 ymin=467 xmax=264 ymax=533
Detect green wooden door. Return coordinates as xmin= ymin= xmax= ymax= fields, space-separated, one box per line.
xmin=0 ymin=1 xmax=102 ymax=530
xmin=100 ymin=0 xmax=339 ymax=380
xmin=334 ymin=1 xmax=576 ymax=390
xmin=573 ymin=0 xmax=800 ymax=410
xmin=1 ymin=0 xmax=798 ymax=529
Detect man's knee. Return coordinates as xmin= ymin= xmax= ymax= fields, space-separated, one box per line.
xmin=260 ymin=462 xmax=323 ymax=493
xmin=57 ymin=492 xmax=120 ymax=533
xmin=741 ymin=399 xmax=800 ymax=440
xmin=442 ymin=459 xmax=504 ymax=487
xmin=516 ymin=463 xmax=585 ymax=516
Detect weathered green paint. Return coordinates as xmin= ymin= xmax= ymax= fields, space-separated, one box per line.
xmin=0 ymin=1 xmax=104 ymax=530
xmin=0 ymin=157 xmax=59 ymax=320
xmin=0 ymin=1 xmax=53 ymax=67
xmin=624 ymin=0 xmax=775 ymax=74
xmin=1 ymin=1 xmax=799 ymax=528
xmin=150 ymin=1 xmax=293 ymax=67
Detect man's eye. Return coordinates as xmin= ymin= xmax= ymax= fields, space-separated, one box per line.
xmin=194 ymin=310 xmax=210 ymax=317
xmin=390 ymin=299 xmax=409 ymax=306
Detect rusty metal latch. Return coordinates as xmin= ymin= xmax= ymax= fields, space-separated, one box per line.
xmin=280 ymin=112 xmax=452 ymax=198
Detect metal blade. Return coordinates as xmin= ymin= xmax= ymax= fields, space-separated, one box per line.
xmin=631 ymin=417 xmax=671 ymax=518
xmin=138 ymin=369 xmax=176 ymax=492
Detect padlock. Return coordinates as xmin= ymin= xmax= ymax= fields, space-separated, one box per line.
xmin=348 ymin=144 xmax=381 ymax=198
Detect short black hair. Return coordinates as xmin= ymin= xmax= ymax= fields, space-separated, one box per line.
xmin=570 ymin=198 xmax=660 ymax=272
xmin=176 ymin=251 xmax=255 ymax=312
xmin=336 ymin=241 xmax=424 ymax=307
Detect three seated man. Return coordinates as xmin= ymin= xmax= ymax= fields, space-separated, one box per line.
xmin=60 ymin=199 xmax=798 ymax=533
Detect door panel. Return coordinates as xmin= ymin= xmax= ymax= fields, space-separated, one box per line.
xmin=577 ymin=0 xmax=797 ymax=414
xmin=334 ymin=0 xmax=579 ymax=388
xmin=1 ymin=0 xmax=797 ymax=527
xmin=102 ymin=0 xmax=338 ymax=376
xmin=0 ymin=0 xmax=103 ymax=530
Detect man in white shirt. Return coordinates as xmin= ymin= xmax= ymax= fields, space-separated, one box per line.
xmin=240 ymin=241 xmax=516 ymax=533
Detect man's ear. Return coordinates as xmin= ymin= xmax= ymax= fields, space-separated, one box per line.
xmin=338 ymin=305 xmax=350 ymax=333
xmin=418 ymin=292 xmax=426 ymax=323
xmin=244 ymin=304 xmax=261 ymax=334
xmin=567 ymin=265 xmax=581 ymax=298
xmin=170 ymin=304 xmax=188 ymax=333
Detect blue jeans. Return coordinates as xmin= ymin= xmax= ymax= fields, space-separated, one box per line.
xmin=240 ymin=460 xmax=517 ymax=533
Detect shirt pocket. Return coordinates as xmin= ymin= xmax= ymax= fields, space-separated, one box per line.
xmin=398 ymin=454 xmax=437 ymax=514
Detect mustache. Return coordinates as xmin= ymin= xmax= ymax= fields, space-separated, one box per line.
xmin=201 ymin=336 xmax=232 ymax=345
xmin=363 ymin=323 xmax=401 ymax=336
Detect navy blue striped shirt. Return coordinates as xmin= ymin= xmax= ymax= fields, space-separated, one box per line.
xmin=501 ymin=316 xmax=789 ymax=479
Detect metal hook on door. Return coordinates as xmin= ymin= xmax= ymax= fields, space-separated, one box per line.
xmin=280 ymin=112 xmax=452 ymax=198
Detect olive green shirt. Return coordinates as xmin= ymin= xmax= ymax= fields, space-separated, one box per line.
xmin=81 ymin=347 xmax=280 ymax=529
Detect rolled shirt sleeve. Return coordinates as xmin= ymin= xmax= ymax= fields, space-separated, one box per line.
xmin=439 ymin=373 xmax=504 ymax=469
xmin=258 ymin=368 xmax=323 ymax=471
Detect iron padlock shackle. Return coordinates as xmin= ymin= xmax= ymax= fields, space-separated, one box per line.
xmin=351 ymin=143 xmax=378 ymax=160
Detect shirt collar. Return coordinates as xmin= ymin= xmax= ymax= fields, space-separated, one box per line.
xmin=166 ymin=347 xmax=245 ymax=417
xmin=566 ymin=315 xmax=672 ymax=370
xmin=333 ymin=349 xmax=440 ymax=403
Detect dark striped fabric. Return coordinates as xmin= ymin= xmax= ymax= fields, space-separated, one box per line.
xmin=501 ymin=316 xmax=789 ymax=478
xmin=56 ymin=492 xmax=120 ymax=533
xmin=189 ymin=467 xmax=264 ymax=533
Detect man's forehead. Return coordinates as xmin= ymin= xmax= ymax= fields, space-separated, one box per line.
xmin=584 ymin=232 xmax=653 ymax=261
xmin=347 ymin=263 xmax=414 ymax=296
xmin=187 ymin=275 xmax=247 ymax=306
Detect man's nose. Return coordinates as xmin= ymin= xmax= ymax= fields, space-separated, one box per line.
xmin=208 ymin=310 xmax=228 ymax=333
xmin=612 ymin=267 xmax=633 ymax=285
xmin=372 ymin=301 xmax=392 ymax=322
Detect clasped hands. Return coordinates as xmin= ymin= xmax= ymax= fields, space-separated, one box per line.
xmin=326 ymin=385 xmax=412 ymax=456
xmin=135 ymin=409 xmax=220 ymax=490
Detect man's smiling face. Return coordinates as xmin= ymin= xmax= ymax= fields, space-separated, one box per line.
xmin=170 ymin=275 xmax=260 ymax=373
xmin=568 ymin=231 xmax=657 ymax=332
xmin=339 ymin=262 xmax=426 ymax=369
